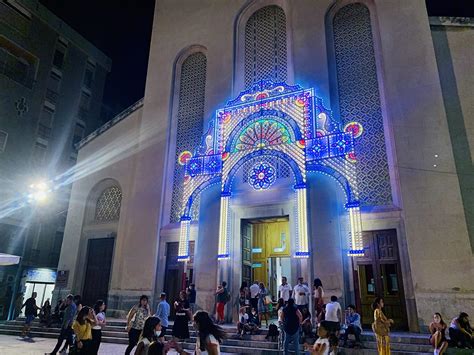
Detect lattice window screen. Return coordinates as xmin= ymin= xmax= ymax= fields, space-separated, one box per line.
xmin=245 ymin=5 xmax=287 ymax=88
xmin=95 ymin=186 xmax=122 ymax=222
xmin=170 ymin=52 xmax=207 ymax=223
xmin=333 ymin=4 xmax=392 ymax=206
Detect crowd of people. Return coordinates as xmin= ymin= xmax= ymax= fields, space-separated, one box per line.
xmin=15 ymin=278 xmax=473 ymax=355
xmin=123 ymin=291 xmax=225 ymax=355
xmin=229 ymin=276 xmax=474 ymax=355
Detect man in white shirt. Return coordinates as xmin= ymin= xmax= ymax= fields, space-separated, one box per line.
xmin=249 ymin=281 xmax=260 ymax=311
xmin=278 ymin=276 xmax=292 ymax=303
xmin=292 ymin=277 xmax=310 ymax=311
xmin=325 ymin=295 xmax=342 ymax=334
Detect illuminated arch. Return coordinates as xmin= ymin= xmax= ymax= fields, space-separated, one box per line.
xmin=224 ymin=109 xmax=303 ymax=152
xmin=222 ymin=149 xmax=305 ymax=193
xmin=306 ymin=163 xmax=356 ymax=204
xmin=182 ymin=176 xmax=221 ymax=218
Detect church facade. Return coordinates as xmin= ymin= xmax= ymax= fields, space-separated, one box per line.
xmin=55 ymin=0 xmax=474 ymax=331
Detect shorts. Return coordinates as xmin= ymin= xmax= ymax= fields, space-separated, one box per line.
xmin=325 ymin=321 xmax=341 ymax=333
xmin=25 ymin=314 xmax=35 ymax=325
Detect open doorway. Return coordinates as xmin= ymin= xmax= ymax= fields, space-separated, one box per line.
xmin=241 ymin=216 xmax=291 ymax=304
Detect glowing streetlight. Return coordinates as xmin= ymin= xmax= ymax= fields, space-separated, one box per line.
xmin=27 ymin=180 xmax=52 ymax=204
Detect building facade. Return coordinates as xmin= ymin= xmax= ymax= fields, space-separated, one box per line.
xmin=0 ymin=0 xmax=110 ymax=318
xmin=57 ymin=0 xmax=473 ymax=331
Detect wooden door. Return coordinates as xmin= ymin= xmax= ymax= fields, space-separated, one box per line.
xmin=241 ymin=222 xmax=252 ymax=287
xmin=82 ymin=237 xmax=114 ymax=306
xmin=355 ymin=230 xmax=408 ymax=330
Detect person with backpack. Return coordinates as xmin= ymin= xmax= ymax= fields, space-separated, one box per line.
xmin=215 ymin=281 xmax=229 ymax=324
xmin=281 ymin=298 xmax=302 ymax=355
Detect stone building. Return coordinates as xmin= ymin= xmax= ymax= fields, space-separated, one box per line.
xmin=0 ymin=0 xmax=110 ymax=318
xmin=56 ymin=0 xmax=473 ymax=331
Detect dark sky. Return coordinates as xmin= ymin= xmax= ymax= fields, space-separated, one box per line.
xmin=39 ymin=0 xmax=474 ymax=118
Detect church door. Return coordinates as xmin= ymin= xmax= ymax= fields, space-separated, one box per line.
xmin=82 ymin=237 xmax=114 ymax=306
xmin=355 ymin=229 xmax=408 ymax=330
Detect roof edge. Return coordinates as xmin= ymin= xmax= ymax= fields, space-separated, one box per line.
xmin=77 ymin=98 xmax=144 ymax=150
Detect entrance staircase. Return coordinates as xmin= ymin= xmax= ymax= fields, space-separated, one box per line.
xmin=0 ymin=318 xmax=459 ymax=354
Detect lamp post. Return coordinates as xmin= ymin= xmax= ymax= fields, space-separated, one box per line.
xmin=7 ymin=181 xmax=52 ymax=320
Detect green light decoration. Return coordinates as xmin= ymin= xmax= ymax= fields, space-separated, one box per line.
xmin=235 ymin=119 xmax=291 ymax=152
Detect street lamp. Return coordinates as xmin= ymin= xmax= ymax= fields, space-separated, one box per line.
xmin=27 ymin=180 xmax=52 ymax=204
xmin=7 ymin=180 xmax=53 ymax=320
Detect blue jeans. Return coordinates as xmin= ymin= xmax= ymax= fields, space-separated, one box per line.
xmin=284 ymin=329 xmax=300 ymax=355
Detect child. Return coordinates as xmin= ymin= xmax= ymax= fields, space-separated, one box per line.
xmin=305 ymin=321 xmax=330 ymax=355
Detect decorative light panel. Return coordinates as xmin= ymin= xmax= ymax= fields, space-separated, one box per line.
xmin=248 ymin=162 xmax=276 ymax=190
xmin=176 ymin=80 xmax=366 ymax=261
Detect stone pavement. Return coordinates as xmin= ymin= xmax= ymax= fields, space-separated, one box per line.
xmin=0 ymin=334 xmax=237 ymax=355
xmin=0 ymin=334 xmax=127 ymax=354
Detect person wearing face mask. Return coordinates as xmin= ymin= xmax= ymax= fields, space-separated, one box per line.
xmin=134 ymin=316 xmax=162 ymax=355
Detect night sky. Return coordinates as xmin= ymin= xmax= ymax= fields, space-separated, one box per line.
xmin=39 ymin=0 xmax=474 ymax=118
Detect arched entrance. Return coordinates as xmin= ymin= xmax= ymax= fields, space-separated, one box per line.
xmin=174 ymin=81 xmax=366 ymax=317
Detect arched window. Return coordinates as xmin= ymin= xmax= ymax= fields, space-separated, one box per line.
xmin=333 ymin=3 xmax=392 ymax=206
xmin=245 ymin=5 xmax=287 ymax=87
xmin=170 ymin=52 xmax=207 ymax=223
xmin=94 ymin=186 xmax=122 ymax=222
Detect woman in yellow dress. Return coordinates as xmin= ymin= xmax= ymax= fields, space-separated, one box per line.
xmin=372 ymin=297 xmax=394 ymax=355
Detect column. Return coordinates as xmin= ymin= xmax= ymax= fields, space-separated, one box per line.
xmin=217 ymin=193 xmax=231 ymax=260
xmin=295 ymin=186 xmax=310 ymax=258
xmin=346 ymin=202 xmax=364 ymax=256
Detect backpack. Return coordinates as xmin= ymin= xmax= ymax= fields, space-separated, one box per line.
xmin=268 ymin=323 xmax=279 ymax=336
xmin=224 ymin=288 xmax=231 ymax=303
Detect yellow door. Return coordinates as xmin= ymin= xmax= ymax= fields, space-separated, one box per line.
xmin=251 ymin=220 xmax=290 ymax=287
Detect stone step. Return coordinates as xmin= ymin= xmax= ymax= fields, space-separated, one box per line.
xmin=0 ymin=321 xmax=433 ymax=345
xmin=0 ymin=326 xmax=435 ymax=354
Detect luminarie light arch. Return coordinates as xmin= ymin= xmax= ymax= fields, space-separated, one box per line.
xmin=176 ymin=80 xmax=365 ymax=261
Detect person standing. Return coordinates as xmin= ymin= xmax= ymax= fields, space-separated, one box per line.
xmin=281 ymin=298 xmax=302 ymax=355
xmin=257 ymin=282 xmax=270 ymax=328
xmin=154 ymin=292 xmax=170 ymax=341
xmin=187 ymin=284 xmax=197 ymax=315
xmin=215 ymin=281 xmax=229 ymax=324
xmin=173 ymin=290 xmax=191 ymax=340
xmin=249 ymin=281 xmax=259 ymax=313
xmin=14 ymin=293 xmax=24 ymax=319
xmin=40 ymin=299 xmax=52 ymax=326
xmin=313 ymin=278 xmax=324 ymax=323
xmin=73 ymin=294 xmax=83 ymax=313
xmin=278 ymin=277 xmax=292 ymax=304
xmin=47 ymin=294 xmax=77 ymax=355
xmin=91 ymin=300 xmax=106 ymax=355
xmin=340 ymin=304 xmax=362 ymax=347
xmin=72 ymin=306 xmax=97 ymax=355
xmin=325 ymin=296 xmax=342 ymax=335
xmin=125 ymin=295 xmax=151 ymax=355
xmin=20 ymin=292 xmax=40 ymax=337
xmin=372 ymin=297 xmax=393 ymax=355
xmin=292 ymin=277 xmax=310 ymax=312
